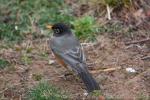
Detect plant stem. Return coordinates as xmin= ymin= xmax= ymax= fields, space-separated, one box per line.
xmin=106 ymin=4 xmax=111 ymax=20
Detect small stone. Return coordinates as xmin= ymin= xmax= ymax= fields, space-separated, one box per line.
xmin=48 ymin=60 xmax=55 ymax=65
xmin=15 ymin=26 xmax=18 ymax=30
xmin=83 ymin=92 xmax=88 ymax=96
xmin=126 ymin=67 xmax=136 ymax=73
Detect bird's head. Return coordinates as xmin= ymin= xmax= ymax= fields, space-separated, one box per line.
xmin=46 ymin=23 xmax=72 ymax=36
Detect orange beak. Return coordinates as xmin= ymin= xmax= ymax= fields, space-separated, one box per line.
xmin=46 ymin=25 xmax=53 ymax=29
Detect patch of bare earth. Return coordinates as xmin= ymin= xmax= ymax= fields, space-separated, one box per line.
xmin=0 ymin=34 xmax=150 ymax=99
xmin=87 ymin=35 xmax=150 ymax=99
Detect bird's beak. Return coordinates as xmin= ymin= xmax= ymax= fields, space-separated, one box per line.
xmin=46 ymin=25 xmax=53 ymax=29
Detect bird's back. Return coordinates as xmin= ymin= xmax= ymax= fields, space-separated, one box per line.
xmin=50 ymin=33 xmax=80 ymax=54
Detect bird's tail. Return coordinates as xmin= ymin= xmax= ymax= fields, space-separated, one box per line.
xmin=77 ymin=64 xmax=100 ymax=92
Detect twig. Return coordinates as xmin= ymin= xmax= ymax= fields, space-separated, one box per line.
xmin=125 ymin=38 xmax=150 ymax=45
xmin=106 ymin=4 xmax=111 ymax=20
xmin=29 ymin=16 xmax=41 ymax=34
xmin=141 ymin=56 xmax=150 ymax=60
xmin=0 ymin=77 xmax=63 ymax=94
xmin=90 ymin=67 xmax=121 ymax=74
xmin=81 ymin=43 xmax=95 ymax=47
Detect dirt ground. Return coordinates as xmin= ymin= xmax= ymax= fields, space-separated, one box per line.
xmin=0 ymin=0 xmax=150 ymax=99
xmin=0 ymin=34 xmax=150 ymax=99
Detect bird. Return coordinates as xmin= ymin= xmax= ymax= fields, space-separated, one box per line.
xmin=46 ymin=23 xmax=100 ymax=92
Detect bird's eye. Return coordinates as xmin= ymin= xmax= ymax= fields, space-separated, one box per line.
xmin=54 ymin=29 xmax=60 ymax=33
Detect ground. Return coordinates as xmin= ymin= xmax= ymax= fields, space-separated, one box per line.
xmin=0 ymin=0 xmax=150 ymax=99
xmin=0 ymin=34 xmax=150 ymax=99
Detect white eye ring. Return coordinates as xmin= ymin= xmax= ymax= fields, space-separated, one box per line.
xmin=54 ymin=29 xmax=60 ymax=33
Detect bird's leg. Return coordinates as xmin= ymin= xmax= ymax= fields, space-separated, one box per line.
xmin=64 ymin=72 xmax=73 ymax=77
xmin=63 ymin=70 xmax=74 ymax=79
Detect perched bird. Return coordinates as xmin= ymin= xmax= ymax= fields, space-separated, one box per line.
xmin=47 ymin=23 xmax=100 ymax=92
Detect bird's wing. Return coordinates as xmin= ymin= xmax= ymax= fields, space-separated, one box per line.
xmin=49 ymin=35 xmax=100 ymax=92
xmin=64 ymin=45 xmax=86 ymax=62
xmin=51 ymin=44 xmax=86 ymax=72
xmin=50 ymin=34 xmax=87 ymax=71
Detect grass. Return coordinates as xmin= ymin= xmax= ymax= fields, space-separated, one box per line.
xmin=72 ymin=16 xmax=98 ymax=41
xmin=1 ymin=0 xmax=108 ymax=44
xmin=88 ymin=0 xmax=132 ymax=7
xmin=0 ymin=0 xmax=74 ymax=43
xmin=97 ymin=22 xmax=124 ymax=34
xmin=32 ymin=74 xmax=43 ymax=81
xmin=0 ymin=58 xmax=10 ymax=69
xmin=0 ymin=23 xmax=24 ymax=43
xmin=21 ymin=54 xmax=32 ymax=65
xmin=137 ymin=92 xmax=149 ymax=100
xmin=0 ymin=0 xmax=100 ymax=43
xmin=39 ymin=52 xmax=49 ymax=60
xmin=90 ymin=90 xmax=102 ymax=97
xmin=27 ymin=81 xmax=69 ymax=100
xmin=0 ymin=0 xmax=140 ymax=44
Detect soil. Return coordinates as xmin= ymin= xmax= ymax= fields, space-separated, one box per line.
xmin=0 ymin=34 xmax=150 ymax=100
xmin=0 ymin=0 xmax=150 ymax=99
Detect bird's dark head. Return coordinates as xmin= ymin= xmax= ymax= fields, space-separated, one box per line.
xmin=46 ymin=23 xmax=71 ymax=36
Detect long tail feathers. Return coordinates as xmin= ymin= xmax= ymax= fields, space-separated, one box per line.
xmin=77 ymin=64 xmax=100 ymax=92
